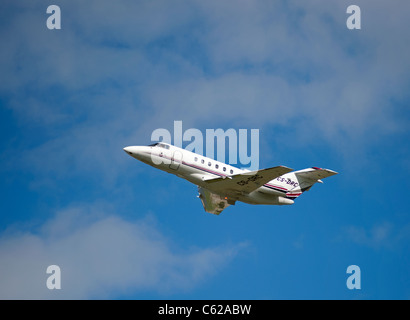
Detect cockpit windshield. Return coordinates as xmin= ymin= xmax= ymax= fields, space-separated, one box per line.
xmin=148 ymin=143 xmax=170 ymax=149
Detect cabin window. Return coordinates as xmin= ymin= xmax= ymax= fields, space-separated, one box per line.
xmin=201 ymin=159 xmax=204 ymax=164
xmin=208 ymin=162 xmax=211 ymax=166
xmin=230 ymin=169 xmax=234 ymax=174
xmin=223 ymin=167 xmax=226 ymax=172
xmin=194 ymin=157 xmax=198 ymax=162
xmin=215 ymin=164 xmax=219 ymax=169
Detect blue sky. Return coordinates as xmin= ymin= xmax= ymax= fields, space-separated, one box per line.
xmin=0 ymin=0 xmax=409 ymax=299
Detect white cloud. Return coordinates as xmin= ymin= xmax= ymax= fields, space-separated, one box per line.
xmin=0 ymin=206 xmax=242 ymax=299
xmin=1 ymin=0 xmax=410 ymax=182
xmin=342 ymin=222 xmax=402 ymax=249
xmin=143 ymin=0 xmax=410 ymax=138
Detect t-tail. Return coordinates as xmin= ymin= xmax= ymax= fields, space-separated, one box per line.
xmin=282 ymin=167 xmax=338 ymax=201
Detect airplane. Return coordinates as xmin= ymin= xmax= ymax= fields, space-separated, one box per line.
xmin=123 ymin=142 xmax=338 ymax=215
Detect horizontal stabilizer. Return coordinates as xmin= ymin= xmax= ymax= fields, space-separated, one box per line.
xmin=294 ymin=167 xmax=338 ymax=181
xmin=293 ymin=167 xmax=338 ymax=192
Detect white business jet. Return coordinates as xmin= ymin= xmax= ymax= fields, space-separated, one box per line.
xmin=123 ymin=143 xmax=337 ymax=215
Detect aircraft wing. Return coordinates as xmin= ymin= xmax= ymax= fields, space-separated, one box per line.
xmin=204 ymin=166 xmax=293 ymax=196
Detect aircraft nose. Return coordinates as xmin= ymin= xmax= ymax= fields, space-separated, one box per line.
xmin=123 ymin=146 xmax=147 ymax=158
xmin=123 ymin=146 xmax=140 ymax=156
xmin=123 ymin=146 xmax=132 ymax=154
